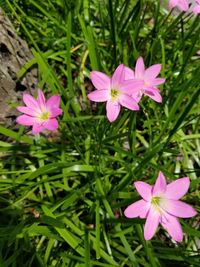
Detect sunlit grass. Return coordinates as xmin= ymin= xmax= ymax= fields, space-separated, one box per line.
xmin=0 ymin=0 xmax=199 ymax=266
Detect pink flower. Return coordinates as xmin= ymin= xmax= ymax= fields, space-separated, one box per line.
xmin=16 ymin=89 xmax=62 ymax=134
xmin=197 ymin=50 xmax=200 ymax=55
xmin=124 ymin=171 xmax=196 ymax=242
xmin=193 ymin=0 xmax=200 ymax=14
xmin=87 ymin=64 xmax=143 ymax=122
xmin=168 ymin=0 xmax=189 ymax=11
xmin=124 ymin=57 xmax=165 ymax=103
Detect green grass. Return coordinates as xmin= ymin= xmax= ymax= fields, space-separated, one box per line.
xmin=0 ymin=0 xmax=200 ymax=266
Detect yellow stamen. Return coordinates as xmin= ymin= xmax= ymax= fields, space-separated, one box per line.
xmin=151 ymin=196 xmax=165 ymax=214
xmin=151 ymin=196 xmax=160 ymax=206
xmin=39 ymin=111 xmax=50 ymax=121
xmin=110 ymin=88 xmax=120 ymax=101
xmin=151 ymin=197 xmax=161 ymax=213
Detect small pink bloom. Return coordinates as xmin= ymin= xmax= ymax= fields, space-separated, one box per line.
xmin=197 ymin=50 xmax=200 ymax=55
xmin=124 ymin=171 xmax=196 ymax=242
xmin=168 ymin=0 xmax=189 ymax=11
xmin=16 ymin=89 xmax=62 ymax=134
xmin=193 ymin=0 xmax=200 ymax=14
xmin=87 ymin=64 xmax=143 ymax=122
xmin=124 ymin=57 xmax=165 ymax=103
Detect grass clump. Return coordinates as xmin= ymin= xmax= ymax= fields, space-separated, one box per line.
xmin=0 ymin=0 xmax=199 ymax=266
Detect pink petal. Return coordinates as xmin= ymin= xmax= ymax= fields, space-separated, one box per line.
xmin=193 ymin=5 xmax=200 ymax=14
xmin=124 ymin=199 xmax=150 ymax=218
xmin=134 ymin=181 xmax=152 ymax=201
xmin=145 ymin=87 xmax=160 ymax=93
xmin=17 ymin=106 xmax=39 ymax=117
xmin=129 ymin=88 xmax=145 ymax=103
xmin=111 ymin=64 xmax=125 ymax=88
xmin=147 ymin=78 xmax=166 ymax=86
xmin=169 ymin=0 xmax=177 ymax=9
xmin=124 ymin=66 xmax=135 ymax=80
xmin=178 ymin=0 xmax=189 ymax=11
xmin=169 ymin=0 xmax=188 ymax=11
xmin=144 ymin=207 xmax=160 ymax=240
xmin=152 ymin=171 xmax=167 ymax=196
xmin=131 ymin=91 xmax=143 ymax=103
xmin=32 ymin=123 xmax=44 ymax=134
xmin=16 ymin=115 xmax=36 ymax=126
xmin=145 ymin=64 xmax=161 ymax=80
xmin=118 ymin=94 xmax=139 ymax=111
xmin=144 ymin=89 xmax=162 ymax=103
xmin=49 ymin=107 xmax=63 ymax=117
xmin=106 ymin=101 xmax=121 ymax=122
xmin=135 ymin=57 xmax=145 ymax=79
xmin=162 ymin=200 xmax=197 ymax=218
xmin=37 ymin=89 xmax=46 ymax=108
xmin=120 ymin=79 xmax=144 ymax=94
xmin=164 ymin=177 xmax=190 ymax=200
xmin=23 ymin=93 xmax=40 ymax=109
xmin=161 ymin=213 xmax=183 ymax=242
xmin=44 ymin=118 xmax=58 ymax=131
xmin=46 ymin=95 xmax=60 ymax=109
xmin=90 ymin=71 xmax=111 ymax=90
xmin=87 ymin=89 xmax=108 ymax=102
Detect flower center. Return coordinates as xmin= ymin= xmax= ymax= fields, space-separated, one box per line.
xmin=151 ymin=196 xmax=164 ymax=214
xmin=151 ymin=196 xmax=160 ymax=206
xmin=110 ymin=88 xmax=120 ymax=101
xmin=39 ymin=111 xmax=50 ymax=121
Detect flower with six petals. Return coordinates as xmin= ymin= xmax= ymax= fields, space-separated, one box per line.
xmin=124 ymin=171 xmax=196 ymax=242
xmin=16 ymin=89 xmax=62 ymax=134
xmin=87 ymin=64 xmax=143 ymax=122
xmin=124 ymin=57 xmax=165 ymax=103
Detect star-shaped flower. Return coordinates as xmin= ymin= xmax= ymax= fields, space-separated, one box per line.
xmin=124 ymin=171 xmax=196 ymax=241
xmin=16 ymin=89 xmax=62 ymax=134
xmin=124 ymin=57 xmax=165 ymax=103
xmin=87 ymin=64 xmax=143 ymax=122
